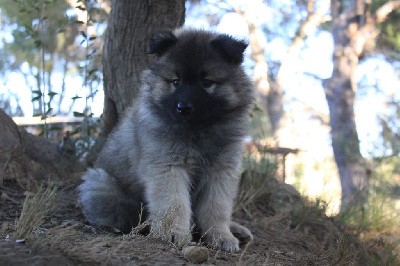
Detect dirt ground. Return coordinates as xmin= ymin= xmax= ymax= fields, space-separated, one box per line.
xmin=0 ymin=176 xmax=368 ymax=265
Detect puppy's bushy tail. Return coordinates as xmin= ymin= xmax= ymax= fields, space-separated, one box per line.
xmin=78 ymin=168 xmax=143 ymax=232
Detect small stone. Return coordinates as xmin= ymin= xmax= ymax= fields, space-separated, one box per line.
xmin=16 ymin=239 xmax=26 ymax=244
xmin=182 ymin=245 xmax=209 ymax=264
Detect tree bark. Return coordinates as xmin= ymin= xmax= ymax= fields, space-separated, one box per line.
xmin=324 ymin=0 xmax=368 ymax=211
xmin=101 ymin=0 xmax=185 ymax=136
xmin=325 ymin=0 xmax=400 ymax=211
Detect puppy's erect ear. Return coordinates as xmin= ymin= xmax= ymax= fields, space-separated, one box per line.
xmin=148 ymin=30 xmax=178 ymax=56
xmin=210 ymin=34 xmax=248 ymax=64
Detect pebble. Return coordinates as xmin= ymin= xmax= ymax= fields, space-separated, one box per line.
xmin=182 ymin=245 xmax=209 ymax=264
xmin=15 ymin=239 xmax=26 ymax=244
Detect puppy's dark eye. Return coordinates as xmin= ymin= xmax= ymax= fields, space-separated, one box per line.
xmin=202 ymin=79 xmax=214 ymax=88
xmin=172 ymin=79 xmax=180 ymax=87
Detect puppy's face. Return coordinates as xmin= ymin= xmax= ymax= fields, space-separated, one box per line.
xmin=146 ymin=29 xmax=251 ymax=128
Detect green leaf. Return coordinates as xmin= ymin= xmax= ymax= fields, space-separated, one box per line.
xmin=32 ymin=90 xmax=42 ymax=95
xmin=45 ymin=108 xmax=53 ymax=115
xmin=48 ymin=92 xmax=58 ymax=97
xmin=32 ymin=96 xmax=42 ymax=102
xmin=89 ymin=36 xmax=96 ymax=41
xmin=253 ymin=105 xmax=263 ymax=113
xmin=24 ymin=24 xmax=33 ymax=34
xmin=91 ymin=74 xmax=100 ymax=81
xmin=34 ymin=40 xmax=42 ymax=48
xmin=80 ymin=31 xmax=87 ymax=38
xmin=73 ymin=111 xmax=85 ymax=117
xmin=76 ymin=5 xmax=86 ymax=11
xmin=88 ymin=69 xmax=97 ymax=76
xmin=71 ymin=96 xmax=82 ymax=100
xmin=33 ymin=113 xmax=42 ymax=117
xmin=74 ymin=20 xmax=85 ymax=25
xmin=69 ymin=127 xmax=81 ymax=135
xmin=50 ymin=126 xmax=62 ymax=131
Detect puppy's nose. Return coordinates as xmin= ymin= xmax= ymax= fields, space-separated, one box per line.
xmin=177 ymin=100 xmax=193 ymax=117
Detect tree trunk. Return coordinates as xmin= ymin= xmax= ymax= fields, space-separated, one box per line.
xmin=325 ymin=0 xmax=400 ymax=211
xmin=0 ymin=108 xmax=83 ymax=189
xmin=324 ymin=0 xmax=368 ymax=211
xmin=101 ymin=0 xmax=185 ymax=136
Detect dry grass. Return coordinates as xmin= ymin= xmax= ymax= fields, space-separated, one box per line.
xmin=295 ymin=233 xmax=366 ymax=265
xmin=235 ymin=153 xmax=278 ymax=214
xmin=235 ymin=169 xmax=269 ymax=214
xmin=337 ymin=174 xmax=400 ymax=265
xmin=238 ymin=149 xmax=399 ymax=265
xmin=15 ymin=184 xmax=58 ymax=239
xmin=4 ymin=149 xmax=393 ymax=264
xmin=37 ymin=224 xmax=185 ymax=264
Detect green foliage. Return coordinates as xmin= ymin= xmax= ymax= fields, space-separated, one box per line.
xmin=373 ymin=156 xmax=400 ymax=199
xmin=237 ymin=153 xmax=277 ymax=212
xmin=68 ymin=112 xmax=102 ymax=159
xmin=0 ymin=0 xmax=107 ymax=118
xmin=379 ymin=101 xmax=400 ymax=156
xmin=337 ymin=156 xmax=400 ymax=264
xmin=290 ymin=198 xmax=328 ymax=228
xmin=249 ymin=104 xmax=272 ymax=141
xmin=242 ymin=150 xmax=278 ymax=175
xmin=1 ymin=0 xmax=72 ymax=120
xmin=371 ymin=0 xmax=400 ymax=53
xmin=340 ymin=188 xmax=397 ymax=233
xmin=2 ymin=0 xmax=71 ymax=55
xmin=339 ymin=156 xmax=399 ymax=231
xmin=366 ymin=237 xmax=400 ymax=266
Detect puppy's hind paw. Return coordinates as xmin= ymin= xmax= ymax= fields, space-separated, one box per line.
xmin=230 ymin=221 xmax=253 ymax=246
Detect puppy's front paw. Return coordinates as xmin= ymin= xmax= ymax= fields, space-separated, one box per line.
xmin=207 ymin=231 xmax=240 ymax=253
xmin=150 ymin=222 xmax=192 ymax=248
xmin=171 ymin=228 xmax=192 ymax=248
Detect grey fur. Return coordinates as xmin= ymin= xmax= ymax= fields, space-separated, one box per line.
xmin=78 ymin=29 xmax=255 ymax=252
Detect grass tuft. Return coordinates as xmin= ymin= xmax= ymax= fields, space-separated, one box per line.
xmin=235 ymin=153 xmax=277 ymax=213
xmin=15 ymin=184 xmax=58 ymax=239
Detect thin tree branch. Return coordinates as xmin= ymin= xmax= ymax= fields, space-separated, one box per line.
xmin=375 ymin=0 xmax=400 ymax=23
